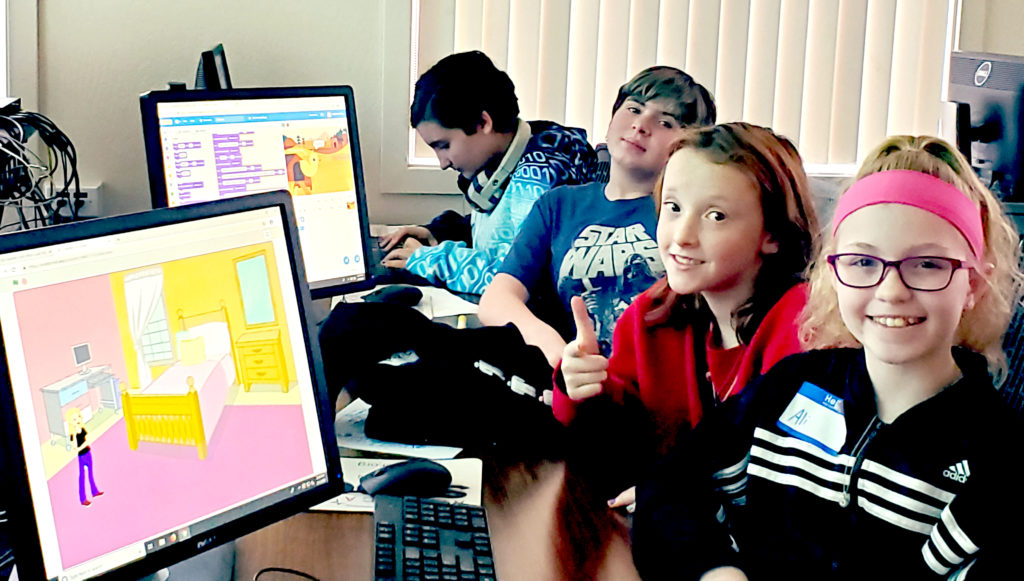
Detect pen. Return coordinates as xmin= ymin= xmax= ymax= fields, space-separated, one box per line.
xmin=456 ymin=315 xmax=467 ymax=329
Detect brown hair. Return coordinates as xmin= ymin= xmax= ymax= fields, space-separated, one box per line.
xmin=800 ymin=135 xmax=1024 ymax=382
xmin=612 ymin=66 xmax=716 ymax=127
xmin=645 ymin=122 xmax=820 ymax=342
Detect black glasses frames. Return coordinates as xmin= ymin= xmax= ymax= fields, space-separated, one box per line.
xmin=826 ymin=253 xmax=972 ymax=292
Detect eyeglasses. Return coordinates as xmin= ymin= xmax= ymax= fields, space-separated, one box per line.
xmin=827 ymin=253 xmax=972 ymax=291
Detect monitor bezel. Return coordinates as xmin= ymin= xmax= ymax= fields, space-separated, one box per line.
xmin=0 ymin=191 xmax=343 ymax=581
xmin=947 ymin=50 xmax=1024 ymax=202
xmin=139 ymin=85 xmax=375 ymax=298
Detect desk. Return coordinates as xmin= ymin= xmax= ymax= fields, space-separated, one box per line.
xmin=40 ymin=365 xmax=118 ymax=447
xmin=232 ymin=459 xmax=641 ymax=580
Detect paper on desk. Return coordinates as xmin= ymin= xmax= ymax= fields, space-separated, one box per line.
xmin=370 ymin=224 xmax=406 ymax=238
xmin=334 ymin=398 xmax=462 ymax=459
xmin=311 ymin=457 xmax=483 ymax=512
xmin=330 ymin=285 xmax=478 ymax=319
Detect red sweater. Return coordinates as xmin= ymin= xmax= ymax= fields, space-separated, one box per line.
xmin=553 ymin=283 xmax=808 ymax=452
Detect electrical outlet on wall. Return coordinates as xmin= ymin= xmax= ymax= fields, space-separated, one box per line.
xmin=74 ymin=184 xmax=103 ymax=217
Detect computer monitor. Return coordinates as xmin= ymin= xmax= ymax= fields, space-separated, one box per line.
xmin=194 ymin=44 xmax=232 ymax=91
xmin=0 ymin=191 xmax=342 ymax=581
xmin=140 ymin=86 xmax=375 ymax=298
xmin=947 ymin=51 xmax=1024 ymax=202
xmin=72 ymin=343 xmax=92 ymax=372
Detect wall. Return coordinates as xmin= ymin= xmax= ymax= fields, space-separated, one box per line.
xmin=959 ymin=0 xmax=1024 ymax=56
xmin=36 ymin=0 xmax=462 ymax=224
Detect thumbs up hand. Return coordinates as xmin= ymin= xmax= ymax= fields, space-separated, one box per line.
xmin=561 ymin=296 xmax=609 ymax=401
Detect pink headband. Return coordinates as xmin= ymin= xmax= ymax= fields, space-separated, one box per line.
xmin=831 ymin=169 xmax=984 ymax=259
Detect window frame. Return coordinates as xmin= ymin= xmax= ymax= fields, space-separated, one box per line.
xmin=4 ymin=0 xmax=39 ymax=110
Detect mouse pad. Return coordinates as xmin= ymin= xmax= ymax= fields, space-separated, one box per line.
xmin=310 ymin=457 xmax=482 ymax=513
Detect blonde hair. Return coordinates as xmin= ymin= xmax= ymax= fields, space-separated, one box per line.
xmin=800 ymin=135 xmax=1024 ymax=383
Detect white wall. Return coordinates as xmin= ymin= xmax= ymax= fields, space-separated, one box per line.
xmin=960 ymin=0 xmax=1024 ymax=56
xmin=36 ymin=0 xmax=463 ymax=223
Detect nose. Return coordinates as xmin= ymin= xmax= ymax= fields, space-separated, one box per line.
xmin=632 ymin=113 xmax=651 ymax=135
xmin=669 ymin=214 xmax=699 ymax=247
xmin=874 ymin=264 xmax=912 ymax=301
xmin=437 ymin=155 xmax=452 ymax=170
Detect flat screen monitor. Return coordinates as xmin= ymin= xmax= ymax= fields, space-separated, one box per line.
xmin=72 ymin=343 xmax=92 ymax=368
xmin=194 ymin=44 xmax=232 ymax=91
xmin=947 ymin=51 xmax=1024 ymax=202
xmin=140 ymin=86 xmax=375 ymax=298
xmin=0 ymin=191 xmax=342 ymax=580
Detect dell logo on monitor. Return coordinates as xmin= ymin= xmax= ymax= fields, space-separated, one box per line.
xmin=974 ymin=61 xmax=992 ymax=86
xmin=196 ymin=536 xmax=215 ymax=550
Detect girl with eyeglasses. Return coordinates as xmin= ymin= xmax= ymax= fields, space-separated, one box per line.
xmin=631 ymin=135 xmax=1024 ymax=580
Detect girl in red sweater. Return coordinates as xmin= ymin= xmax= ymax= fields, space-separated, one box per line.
xmin=555 ymin=122 xmax=820 ymax=504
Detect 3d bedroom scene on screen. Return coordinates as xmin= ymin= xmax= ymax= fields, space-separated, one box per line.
xmin=14 ymin=241 xmax=313 ymax=569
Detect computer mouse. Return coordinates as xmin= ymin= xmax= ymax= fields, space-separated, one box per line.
xmin=358 ymin=459 xmax=452 ymax=497
xmin=362 ymin=284 xmax=423 ymax=307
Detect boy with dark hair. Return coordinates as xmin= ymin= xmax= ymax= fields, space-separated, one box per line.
xmin=479 ymin=66 xmax=717 ymax=367
xmin=380 ymin=51 xmax=597 ymax=295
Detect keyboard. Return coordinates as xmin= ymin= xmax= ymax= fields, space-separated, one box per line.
xmin=373 ymin=495 xmax=497 ymax=581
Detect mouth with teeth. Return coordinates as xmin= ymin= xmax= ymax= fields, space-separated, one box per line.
xmin=870 ymin=315 xmax=925 ymax=328
xmin=669 ymin=255 xmax=703 ymax=266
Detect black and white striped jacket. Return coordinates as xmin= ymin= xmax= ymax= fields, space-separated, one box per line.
xmin=633 ymin=348 xmax=1022 ymax=581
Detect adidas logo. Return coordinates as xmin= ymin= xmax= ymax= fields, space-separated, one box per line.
xmin=943 ymin=460 xmax=971 ymax=483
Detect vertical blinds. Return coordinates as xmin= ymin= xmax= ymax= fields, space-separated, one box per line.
xmin=413 ymin=0 xmax=952 ymax=166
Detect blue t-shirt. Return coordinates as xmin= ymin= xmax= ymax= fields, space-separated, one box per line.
xmin=500 ymin=182 xmax=664 ymax=355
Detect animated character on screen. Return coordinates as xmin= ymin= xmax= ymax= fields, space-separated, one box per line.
xmin=67 ymin=407 xmax=104 ymax=506
xmin=283 ymin=130 xmax=351 ymax=196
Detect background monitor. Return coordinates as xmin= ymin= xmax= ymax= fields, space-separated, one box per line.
xmin=0 ymin=191 xmax=342 ymax=580
xmin=947 ymin=50 xmax=1024 ymax=202
xmin=194 ymin=44 xmax=232 ymax=91
xmin=140 ymin=86 xmax=374 ymax=298
xmin=72 ymin=343 xmax=92 ymax=368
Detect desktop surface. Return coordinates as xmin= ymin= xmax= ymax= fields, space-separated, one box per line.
xmin=232 ymin=457 xmax=640 ymax=580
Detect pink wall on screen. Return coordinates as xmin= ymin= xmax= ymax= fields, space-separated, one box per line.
xmin=13 ymin=276 xmax=128 ymax=444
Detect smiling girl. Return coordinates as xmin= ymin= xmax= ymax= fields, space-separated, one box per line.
xmin=632 ymin=135 xmax=1024 ymax=580
xmin=555 ymin=123 xmax=820 ymax=501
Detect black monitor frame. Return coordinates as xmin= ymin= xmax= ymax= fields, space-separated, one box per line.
xmin=947 ymin=50 xmax=1024 ymax=203
xmin=139 ymin=86 xmax=375 ymax=298
xmin=194 ymin=43 xmax=232 ymax=91
xmin=0 ymin=191 xmax=343 ymax=581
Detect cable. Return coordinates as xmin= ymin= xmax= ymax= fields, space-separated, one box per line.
xmin=253 ymin=566 xmax=320 ymax=581
xmin=0 ymin=107 xmax=81 ymax=228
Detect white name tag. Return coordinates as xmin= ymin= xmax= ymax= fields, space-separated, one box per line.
xmin=776 ymin=382 xmax=847 ymax=455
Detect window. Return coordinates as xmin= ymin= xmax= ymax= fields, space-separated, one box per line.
xmin=4 ymin=0 xmax=39 ymax=108
xmin=382 ymin=0 xmax=958 ymax=192
xmin=140 ymin=296 xmax=174 ymax=365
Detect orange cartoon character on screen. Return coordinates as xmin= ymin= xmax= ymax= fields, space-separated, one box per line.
xmin=283 ymin=130 xmax=354 ymax=195
xmin=67 ymin=407 xmax=104 ymax=506
xmin=284 ymin=136 xmax=320 ymax=196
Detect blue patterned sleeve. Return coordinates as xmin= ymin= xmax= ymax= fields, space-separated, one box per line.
xmin=405 ymin=240 xmax=500 ymax=295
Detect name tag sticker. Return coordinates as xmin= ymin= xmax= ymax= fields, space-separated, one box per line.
xmin=776 ymin=382 xmax=847 ymax=455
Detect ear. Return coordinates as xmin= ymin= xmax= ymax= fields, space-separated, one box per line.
xmin=760 ymin=233 xmax=780 ymax=256
xmin=478 ymin=111 xmax=494 ymax=134
xmin=964 ymin=262 xmax=993 ymax=311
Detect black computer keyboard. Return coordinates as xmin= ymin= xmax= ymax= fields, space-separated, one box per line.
xmin=373 ymin=495 xmax=497 ymax=581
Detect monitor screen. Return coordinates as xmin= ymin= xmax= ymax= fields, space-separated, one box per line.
xmin=71 ymin=344 xmax=92 ymax=368
xmin=140 ymin=86 xmax=374 ymax=298
xmin=0 ymin=191 xmax=342 ymax=581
